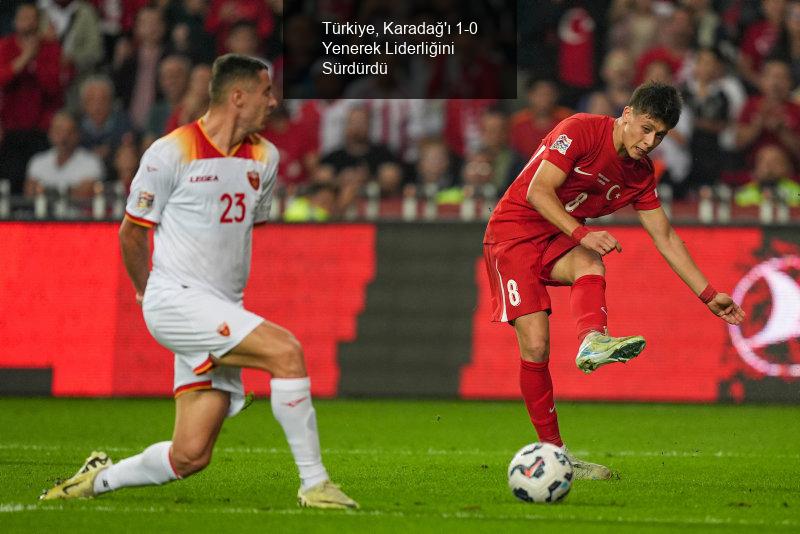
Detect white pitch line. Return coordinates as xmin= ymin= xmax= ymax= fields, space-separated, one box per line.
xmin=0 ymin=502 xmax=797 ymax=529
xmin=1 ymin=443 xmax=799 ymax=460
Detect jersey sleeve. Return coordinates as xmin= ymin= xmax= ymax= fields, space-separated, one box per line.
xmin=253 ymin=144 xmax=279 ymax=224
xmin=632 ymin=178 xmax=661 ymax=211
xmin=125 ymin=147 xmax=178 ymax=227
xmin=538 ymin=116 xmax=594 ymax=175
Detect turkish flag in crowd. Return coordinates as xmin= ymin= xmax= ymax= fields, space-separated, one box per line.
xmin=557 ymin=7 xmax=595 ymax=88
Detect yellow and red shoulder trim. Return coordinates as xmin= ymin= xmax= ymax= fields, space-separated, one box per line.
xmin=124 ymin=212 xmax=156 ymax=228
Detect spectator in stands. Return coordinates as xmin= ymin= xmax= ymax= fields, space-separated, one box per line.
xmin=608 ymin=0 xmax=659 ymax=60
xmin=735 ymin=58 xmax=800 ymax=165
xmin=78 ymin=75 xmax=133 ymax=167
xmin=163 ymin=63 xmax=211 ymax=134
xmin=414 ymin=138 xmax=458 ymax=191
xmin=735 ymin=143 xmax=800 ymax=206
xmin=205 ymin=0 xmax=274 ymax=55
xmin=165 ymin=0 xmax=216 ymax=65
xmin=261 ymin=104 xmax=314 ymax=191
xmin=460 ymin=148 xmax=494 ymax=189
xmin=584 ymin=92 xmax=616 ymax=116
xmin=24 ymin=110 xmax=103 ymax=200
xmin=769 ymin=0 xmax=800 ymax=86
xmin=90 ymin=0 xmax=149 ymax=62
xmin=112 ymin=5 xmax=167 ymax=131
xmin=509 ymin=79 xmax=572 ymax=157
xmin=111 ymin=138 xmax=139 ymax=193
xmin=283 ymin=181 xmax=338 ymax=222
xmin=357 ymin=100 xmax=439 ymax=164
xmin=635 ymin=5 xmax=697 ymax=85
xmin=293 ymin=97 xmax=358 ymax=155
xmin=442 ymin=99 xmax=494 ymax=158
xmin=223 ymin=19 xmax=262 ymax=57
xmin=578 ymin=47 xmax=635 ymax=117
xmin=376 ymin=161 xmax=404 ymax=199
xmin=738 ymin=0 xmax=785 ymax=90
xmin=143 ymin=54 xmax=191 ymax=147
xmin=0 ymin=3 xmax=67 ymax=194
xmin=38 ymin=0 xmax=102 ymax=77
xmin=682 ymin=47 xmax=734 ymax=194
xmin=478 ymin=108 xmax=524 ymax=193
xmin=319 ymin=106 xmax=401 ymax=212
xmin=684 ymin=0 xmax=725 ymax=49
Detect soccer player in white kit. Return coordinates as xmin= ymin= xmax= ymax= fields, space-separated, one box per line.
xmin=40 ymin=54 xmax=358 ymax=509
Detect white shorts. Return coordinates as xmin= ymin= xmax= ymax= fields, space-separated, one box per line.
xmin=142 ymin=275 xmax=264 ymax=417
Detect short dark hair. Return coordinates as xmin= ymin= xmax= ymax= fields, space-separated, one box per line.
xmin=628 ymin=81 xmax=682 ymax=129
xmin=209 ymin=54 xmax=268 ymax=105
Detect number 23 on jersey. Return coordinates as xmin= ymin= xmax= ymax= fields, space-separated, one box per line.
xmin=220 ymin=193 xmax=246 ymax=223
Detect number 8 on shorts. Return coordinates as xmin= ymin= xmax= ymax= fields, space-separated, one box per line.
xmin=507 ymin=279 xmax=521 ymax=306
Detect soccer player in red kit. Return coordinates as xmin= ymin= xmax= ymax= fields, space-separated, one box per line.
xmin=483 ymin=82 xmax=745 ymax=479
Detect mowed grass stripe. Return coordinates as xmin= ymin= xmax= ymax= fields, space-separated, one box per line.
xmin=3 ymin=502 xmax=799 ymax=529
xmin=1 ymin=443 xmax=799 ymax=460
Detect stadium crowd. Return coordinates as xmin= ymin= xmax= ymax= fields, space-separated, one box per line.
xmin=1 ymin=0 xmax=800 ymax=221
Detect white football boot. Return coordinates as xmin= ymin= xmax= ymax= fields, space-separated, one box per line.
xmin=563 ymin=448 xmax=614 ymax=480
xmin=575 ymin=331 xmax=646 ymax=374
xmin=298 ymin=480 xmax=359 ymax=509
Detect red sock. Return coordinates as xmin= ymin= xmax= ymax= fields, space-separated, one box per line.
xmin=519 ymin=360 xmax=563 ymax=447
xmin=570 ymin=274 xmax=608 ymax=341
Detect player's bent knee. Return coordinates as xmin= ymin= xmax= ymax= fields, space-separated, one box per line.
xmin=575 ymin=251 xmax=605 ymax=278
xmin=520 ymin=341 xmax=550 ymax=363
xmin=170 ymin=447 xmax=212 ymax=477
xmin=265 ymin=333 xmax=306 ymax=377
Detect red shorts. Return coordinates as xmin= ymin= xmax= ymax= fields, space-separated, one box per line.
xmin=483 ymin=233 xmax=577 ymax=323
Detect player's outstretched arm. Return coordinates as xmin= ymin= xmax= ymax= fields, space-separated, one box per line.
xmin=637 ymin=207 xmax=745 ymax=325
xmin=526 ymin=160 xmax=622 ymax=255
xmin=119 ymin=217 xmax=151 ymax=304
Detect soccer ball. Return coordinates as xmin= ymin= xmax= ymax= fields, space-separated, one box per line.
xmin=507 ymin=442 xmax=573 ymax=503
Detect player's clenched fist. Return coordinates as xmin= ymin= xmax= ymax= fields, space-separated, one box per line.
xmin=579 ymin=230 xmax=622 ymax=256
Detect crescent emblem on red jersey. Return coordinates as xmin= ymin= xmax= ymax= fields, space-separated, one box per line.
xmin=605 ymin=185 xmax=621 ymax=200
xmin=247 ymin=171 xmax=260 ymax=190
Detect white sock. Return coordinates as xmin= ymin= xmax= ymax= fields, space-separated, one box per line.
xmin=93 ymin=441 xmax=180 ymax=494
xmin=270 ymin=377 xmax=329 ymax=490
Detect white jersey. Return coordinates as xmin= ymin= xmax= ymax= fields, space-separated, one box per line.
xmin=125 ymin=120 xmax=277 ymax=302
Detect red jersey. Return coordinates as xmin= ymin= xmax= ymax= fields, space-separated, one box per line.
xmin=737 ymin=96 xmax=800 ymax=164
xmin=0 ymin=35 xmax=66 ymax=131
xmin=484 ymin=113 xmax=661 ymax=244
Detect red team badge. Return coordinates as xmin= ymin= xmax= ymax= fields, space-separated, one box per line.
xmin=217 ymin=323 xmax=230 ymax=337
xmin=247 ymin=171 xmax=260 ymax=190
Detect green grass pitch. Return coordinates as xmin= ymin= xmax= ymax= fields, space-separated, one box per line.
xmin=1 ymin=398 xmax=798 ymax=533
